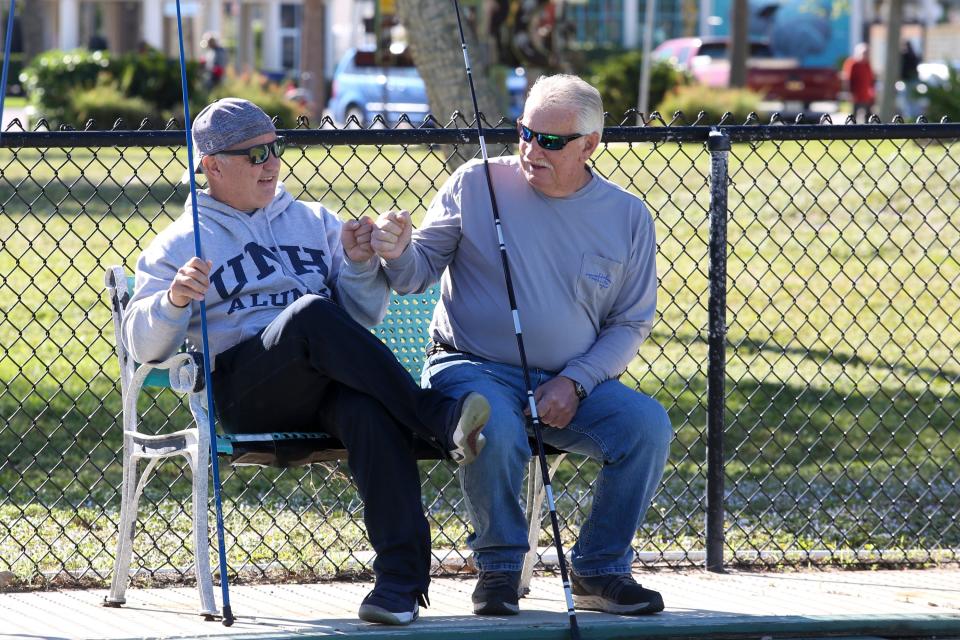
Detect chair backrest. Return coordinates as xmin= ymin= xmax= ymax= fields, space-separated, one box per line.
xmin=371 ymin=287 xmax=440 ymax=379
xmin=107 ymin=265 xmax=440 ymax=387
xmin=105 ymin=266 xmax=174 ymax=394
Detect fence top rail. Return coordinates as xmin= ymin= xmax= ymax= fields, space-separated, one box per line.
xmin=1 ymin=122 xmax=958 ymax=149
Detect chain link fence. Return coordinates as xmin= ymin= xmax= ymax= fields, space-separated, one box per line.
xmin=0 ymin=117 xmax=957 ymax=589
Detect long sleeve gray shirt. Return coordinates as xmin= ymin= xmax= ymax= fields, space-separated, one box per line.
xmin=381 ymin=156 xmax=658 ymax=394
xmin=122 ymin=185 xmax=388 ymax=367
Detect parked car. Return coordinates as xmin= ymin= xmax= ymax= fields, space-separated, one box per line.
xmin=653 ymin=36 xmax=841 ymax=107
xmin=328 ymin=46 xmax=526 ymax=126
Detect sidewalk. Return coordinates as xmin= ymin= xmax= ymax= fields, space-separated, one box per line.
xmin=1 ymin=568 xmax=958 ymax=640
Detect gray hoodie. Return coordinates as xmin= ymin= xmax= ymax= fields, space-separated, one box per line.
xmin=122 ymin=184 xmax=388 ymax=367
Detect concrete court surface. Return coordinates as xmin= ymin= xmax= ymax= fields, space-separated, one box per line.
xmin=1 ymin=567 xmax=959 ymax=640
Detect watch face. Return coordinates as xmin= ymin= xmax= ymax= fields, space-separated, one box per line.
xmin=575 ymin=382 xmax=587 ymax=400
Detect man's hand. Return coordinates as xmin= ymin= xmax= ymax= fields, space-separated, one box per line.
xmin=524 ymin=376 xmax=580 ymax=428
xmin=168 ymin=257 xmax=212 ymax=308
xmin=372 ymin=210 xmax=412 ymax=260
xmin=342 ymin=215 xmax=376 ymax=262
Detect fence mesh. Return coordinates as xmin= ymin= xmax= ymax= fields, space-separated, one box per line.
xmin=0 ymin=118 xmax=957 ymax=588
xmin=722 ymin=135 xmax=960 ymax=566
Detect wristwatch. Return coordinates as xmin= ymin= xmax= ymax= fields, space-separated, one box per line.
xmin=573 ymin=380 xmax=588 ymax=401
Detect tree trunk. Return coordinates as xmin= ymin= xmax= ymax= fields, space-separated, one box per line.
xmin=20 ymin=0 xmax=45 ymax=60
xmin=879 ymin=0 xmax=904 ymax=122
xmin=728 ymin=0 xmax=748 ymax=88
xmin=117 ymin=2 xmax=142 ymax=54
xmin=301 ymin=0 xmax=326 ymax=123
xmin=396 ymin=0 xmax=502 ymax=169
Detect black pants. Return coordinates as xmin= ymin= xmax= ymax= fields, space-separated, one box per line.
xmin=211 ymin=294 xmax=455 ymax=598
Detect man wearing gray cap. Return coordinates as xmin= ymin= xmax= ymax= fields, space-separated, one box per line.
xmin=122 ymin=98 xmax=490 ymax=625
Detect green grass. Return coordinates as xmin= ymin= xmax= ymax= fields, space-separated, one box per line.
xmin=3 ymin=95 xmax=27 ymax=110
xmin=0 ymin=138 xmax=958 ymax=585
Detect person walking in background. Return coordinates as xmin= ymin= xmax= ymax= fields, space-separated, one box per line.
xmin=200 ymin=32 xmax=229 ymax=90
xmin=842 ymin=43 xmax=876 ymax=123
xmin=900 ymin=41 xmax=920 ymax=84
xmin=899 ymin=40 xmax=922 ymax=118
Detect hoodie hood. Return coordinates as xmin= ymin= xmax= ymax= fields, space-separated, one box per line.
xmin=185 ymin=183 xmax=295 ymax=223
xmin=122 ymin=183 xmax=354 ymax=366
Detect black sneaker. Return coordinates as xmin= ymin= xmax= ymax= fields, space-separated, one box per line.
xmin=448 ymin=392 xmax=490 ymax=465
xmin=472 ymin=570 xmax=521 ymax=615
xmin=571 ymin=573 xmax=664 ymax=615
xmin=358 ymin=588 xmax=423 ymax=625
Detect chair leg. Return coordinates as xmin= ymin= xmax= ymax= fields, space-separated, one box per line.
xmin=104 ymin=451 xmax=140 ymax=606
xmin=187 ymin=436 xmax=218 ymax=617
xmin=520 ymin=457 xmax=544 ymax=596
xmin=520 ymin=453 xmax=569 ymax=596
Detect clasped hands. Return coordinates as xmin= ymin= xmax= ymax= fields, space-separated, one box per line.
xmin=341 ymin=210 xmax=412 ymax=262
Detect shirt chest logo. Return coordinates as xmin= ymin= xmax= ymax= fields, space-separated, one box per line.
xmin=208 ymin=241 xmax=330 ymax=314
xmin=585 ymin=271 xmax=612 ymax=289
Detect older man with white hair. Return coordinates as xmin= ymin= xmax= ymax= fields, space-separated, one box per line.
xmin=371 ymin=74 xmax=672 ymax=616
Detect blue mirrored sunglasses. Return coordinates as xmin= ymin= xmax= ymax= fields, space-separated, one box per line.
xmin=517 ymin=122 xmax=583 ymax=151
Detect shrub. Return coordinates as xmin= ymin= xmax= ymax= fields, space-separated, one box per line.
xmin=587 ymin=49 xmax=687 ymax=123
xmin=114 ymin=50 xmax=204 ymax=113
xmin=20 ymin=49 xmax=111 ymax=123
xmin=68 ymin=82 xmax=157 ymax=129
xmin=20 ymin=48 xmax=205 ymax=127
xmin=209 ymin=71 xmax=304 ymax=127
xmin=923 ymin=68 xmax=960 ymax=122
xmin=655 ymin=84 xmax=763 ymax=125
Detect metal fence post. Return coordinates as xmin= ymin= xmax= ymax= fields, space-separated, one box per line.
xmin=706 ymin=128 xmax=730 ymax=573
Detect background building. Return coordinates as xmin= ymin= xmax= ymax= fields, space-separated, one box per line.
xmin=19 ymin=0 xmax=376 ymax=80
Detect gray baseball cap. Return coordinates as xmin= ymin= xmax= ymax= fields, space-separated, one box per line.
xmin=192 ymin=98 xmax=275 ymax=157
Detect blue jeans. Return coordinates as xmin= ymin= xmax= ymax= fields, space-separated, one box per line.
xmin=422 ymin=353 xmax=672 ymax=576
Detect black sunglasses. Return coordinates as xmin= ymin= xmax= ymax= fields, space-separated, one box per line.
xmin=217 ymin=137 xmax=286 ymax=165
xmin=517 ymin=122 xmax=583 ymax=151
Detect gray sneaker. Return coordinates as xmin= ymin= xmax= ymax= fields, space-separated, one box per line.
xmin=472 ymin=570 xmax=521 ymax=615
xmin=571 ymin=573 xmax=664 ymax=615
xmin=448 ymin=392 xmax=489 ymax=465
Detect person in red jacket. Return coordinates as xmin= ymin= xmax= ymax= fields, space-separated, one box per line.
xmin=842 ymin=43 xmax=876 ymax=123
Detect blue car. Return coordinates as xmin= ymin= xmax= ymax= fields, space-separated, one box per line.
xmin=328 ymin=46 xmax=526 ymax=126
